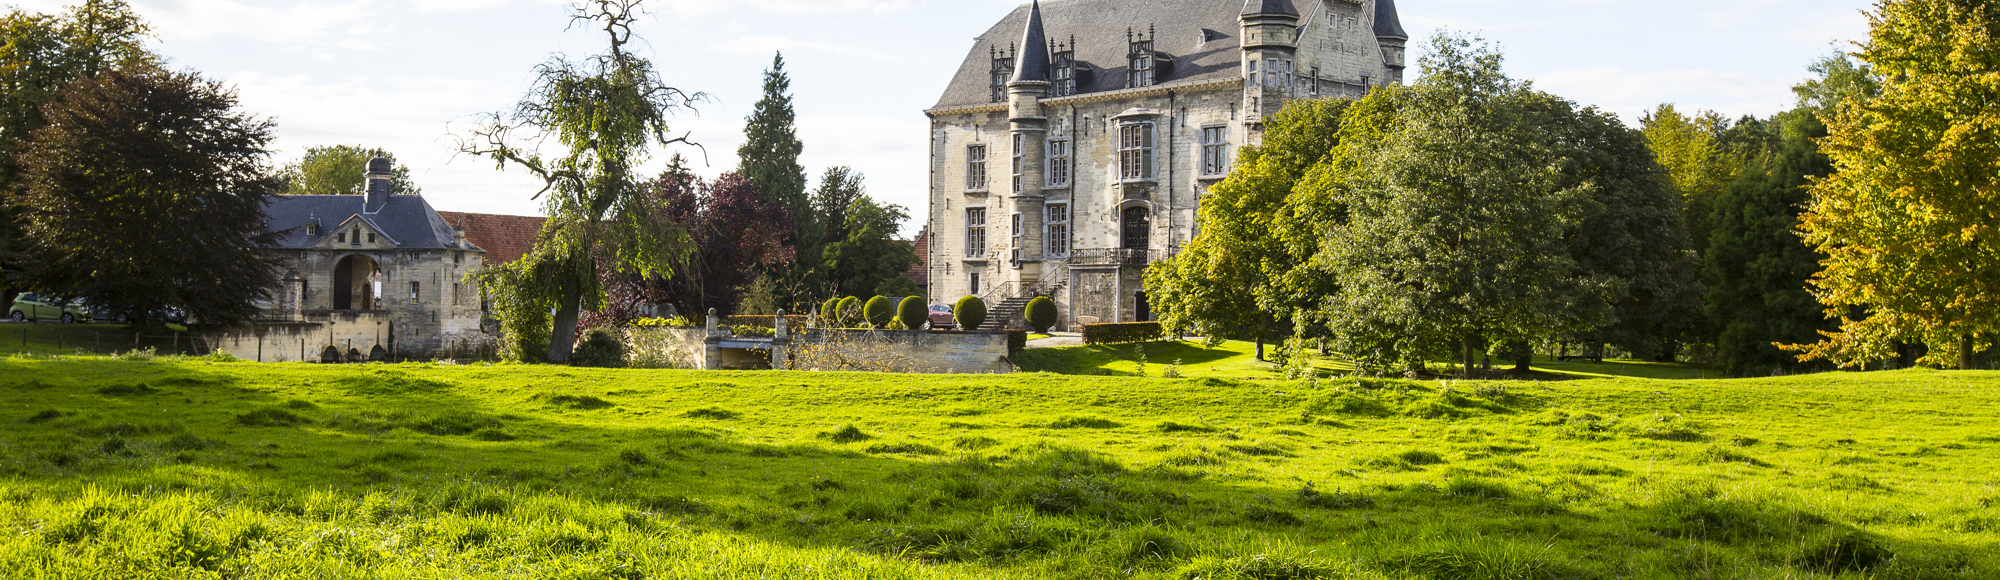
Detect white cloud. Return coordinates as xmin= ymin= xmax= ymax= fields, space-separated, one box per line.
xmin=714 ymin=35 xmax=918 ymax=63
xmin=652 ymin=0 xmax=919 ymax=17
xmin=135 ymin=0 xmax=382 ymax=45
xmin=1535 ymin=66 xmax=1796 ymax=122
xmin=411 ymin=0 xmax=514 ymax=14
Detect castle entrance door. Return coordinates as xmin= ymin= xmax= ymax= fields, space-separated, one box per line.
xmin=333 ymin=255 xmax=381 ymax=310
xmin=1121 ymin=206 xmax=1150 ymax=250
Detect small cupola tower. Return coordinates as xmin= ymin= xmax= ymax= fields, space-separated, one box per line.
xmin=363 ymin=156 xmax=393 ymax=214
xmin=1239 ymin=0 xmax=1300 ymax=129
xmin=1374 ymin=0 xmax=1410 ymax=86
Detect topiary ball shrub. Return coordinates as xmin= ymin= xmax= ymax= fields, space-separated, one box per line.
xmin=864 ymin=296 xmax=896 ymax=329
xmin=837 ymin=296 xmax=862 ymax=328
xmin=955 ymin=296 xmax=987 ymax=331
xmin=1024 ymin=296 xmax=1057 ymax=333
xmin=897 ymin=296 xmax=928 ymax=330
xmin=820 ymin=297 xmax=841 ymax=327
xmin=570 ymin=328 xmax=627 ymax=368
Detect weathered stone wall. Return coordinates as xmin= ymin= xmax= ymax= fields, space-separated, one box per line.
xmin=204 ymin=311 xmax=396 ymax=362
xmin=265 ymin=247 xmax=490 ymax=357
xmin=787 ymin=330 xmax=1013 ymax=374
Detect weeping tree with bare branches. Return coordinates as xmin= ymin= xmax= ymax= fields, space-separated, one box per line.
xmin=458 ymin=0 xmax=698 ymax=363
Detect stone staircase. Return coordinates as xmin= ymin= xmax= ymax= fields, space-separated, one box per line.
xmin=978 ymin=297 xmax=1034 ymax=331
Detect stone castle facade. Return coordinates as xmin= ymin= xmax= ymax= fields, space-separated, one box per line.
xmin=925 ymin=0 xmax=1407 ymax=326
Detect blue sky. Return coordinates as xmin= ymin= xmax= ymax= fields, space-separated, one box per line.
xmin=11 ymin=0 xmax=1874 ymax=233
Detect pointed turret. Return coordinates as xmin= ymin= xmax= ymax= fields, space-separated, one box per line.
xmin=1374 ymin=0 xmax=1408 ymax=40
xmin=1010 ymin=0 xmax=1050 ymax=84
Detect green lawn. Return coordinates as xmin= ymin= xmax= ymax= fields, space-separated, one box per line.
xmin=0 ymin=322 xmax=202 ymax=356
xmin=1 ymin=355 xmax=1997 ymax=579
xmin=1017 ymin=339 xmax=1722 ymax=381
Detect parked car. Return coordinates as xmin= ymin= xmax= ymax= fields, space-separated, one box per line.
xmin=7 ymin=293 xmax=92 ymax=324
xmin=928 ymin=304 xmax=956 ymax=330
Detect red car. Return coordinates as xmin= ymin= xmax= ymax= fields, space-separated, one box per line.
xmin=928 ymin=304 xmax=956 ymax=330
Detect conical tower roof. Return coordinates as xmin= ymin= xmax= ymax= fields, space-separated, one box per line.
xmin=1240 ymin=0 xmax=1298 ymax=17
xmin=1010 ymin=0 xmax=1050 ymax=84
xmin=1374 ymin=0 xmax=1408 ymax=39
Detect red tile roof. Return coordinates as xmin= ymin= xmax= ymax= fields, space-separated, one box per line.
xmin=906 ymin=226 xmax=930 ymax=287
xmin=436 ymin=211 xmax=546 ymax=266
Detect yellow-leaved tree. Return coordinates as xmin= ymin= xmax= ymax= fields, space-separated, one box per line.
xmin=1788 ymin=0 xmax=2000 ymax=369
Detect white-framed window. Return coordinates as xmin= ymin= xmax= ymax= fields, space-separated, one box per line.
xmin=1045 ymin=203 xmax=1070 ymax=257
xmin=966 ymin=144 xmax=988 ymax=191
xmin=964 ymin=208 xmax=987 ymax=258
xmin=1201 ymin=126 xmax=1229 ymax=176
xmin=1130 ymin=52 xmax=1153 ymax=87
xmin=1119 ymin=122 xmax=1156 ymax=181
xmin=1047 ymin=138 xmax=1071 ymax=188
xmin=1011 ymin=133 xmax=1024 ymax=194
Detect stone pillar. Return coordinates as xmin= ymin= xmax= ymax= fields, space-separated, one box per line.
xmin=281 ymin=270 xmax=305 ymax=321
xmin=702 ymin=308 xmax=721 ymax=371
xmin=771 ymin=309 xmax=792 ymax=370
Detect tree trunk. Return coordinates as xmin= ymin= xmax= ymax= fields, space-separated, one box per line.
xmin=1513 ymin=342 xmax=1532 ymax=373
xmin=1961 ymin=333 xmax=1976 ymax=371
xmin=1255 ymin=335 xmax=1265 ymax=362
xmin=546 ymin=290 xmax=582 ymax=364
xmin=1461 ymin=333 xmax=1476 ymax=378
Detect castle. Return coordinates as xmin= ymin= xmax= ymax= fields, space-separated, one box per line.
xmin=924 ymin=0 xmax=1407 ymax=328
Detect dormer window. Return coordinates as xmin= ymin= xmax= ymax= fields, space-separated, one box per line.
xmin=306 ymin=224 xmax=320 ymax=236
xmin=1052 ymin=37 xmax=1077 ymax=97
xmin=990 ymin=45 xmax=1015 ymax=102
xmin=1127 ymin=27 xmax=1168 ymax=88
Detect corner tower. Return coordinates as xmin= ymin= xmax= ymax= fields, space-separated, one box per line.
xmin=1375 ymin=0 xmax=1409 ymax=86
xmin=1005 ymin=0 xmax=1051 ymax=268
xmin=1239 ymin=0 xmax=1300 ymax=129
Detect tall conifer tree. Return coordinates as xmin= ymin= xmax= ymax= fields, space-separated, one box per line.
xmin=737 ymin=53 xmax=813 ymax=304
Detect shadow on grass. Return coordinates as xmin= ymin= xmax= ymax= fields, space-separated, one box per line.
xmin=0 ymin=358 xmax=1984 ymax=579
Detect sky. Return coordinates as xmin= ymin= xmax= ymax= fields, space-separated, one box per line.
xmin=10 ymin=0 xmax=1875 ymax=234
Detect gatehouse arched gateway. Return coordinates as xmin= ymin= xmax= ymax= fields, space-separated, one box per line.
xmin=924 ymin=0 xmax=1409 ymax=327
xmin=203 ymin=156 xmax=500 ymax=361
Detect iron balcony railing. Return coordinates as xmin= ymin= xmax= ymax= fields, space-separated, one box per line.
xmin=1068 ymin=248 xmax=1174 ymax=267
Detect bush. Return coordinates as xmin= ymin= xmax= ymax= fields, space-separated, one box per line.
xmin=723 ymin=315 xmax=810 ymax=330
xmin=955 ymin=296 xmax=987 ymax=330
xmin=1024 ymin=296 xmax=1057 ymax=333
xmin=1082 ymin=322 xmax=1164 ymax=345
xmin=864 ymin=296 xmax=896 ymax=328
xmin=837 ymin=297 xmax=862 ymax=327
xmin=570 ymin=329 xmax=627 ymax=368
xmin=897 ymin=296 xmax=927 ymax=330
xmin=820 ymin=298 xmax=841 ymax=327
xmin=1009 ymin=330 xmax=1027 ymax=353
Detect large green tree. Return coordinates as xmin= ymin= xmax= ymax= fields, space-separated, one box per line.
xmin=461 ymin=0 xmax=696 ymax=363
xmin=1706 ymin=54 xmax=1876 ymax=376
xmin=737 ymin=53 xmax=813 ymax=306
xmin=1641 ymin=104 xmax=1738 ymax=258
xmin=1790 ymin=0 xmax=2000 ymax=370
xmin=0 ymin=0 xmax=156 ymax=305
xmin=821 ymin=196 xmax=918 ymax=299
xmin=276 ymin=145 xmax=421 ymax=196
xmin=811 ymin=166 xmax=865 ymax=260
xmin=11 ymin=68 xmax=281 ymax=328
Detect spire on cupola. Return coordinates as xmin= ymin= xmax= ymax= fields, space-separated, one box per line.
xmin=1009 ymin=0 xmax=1050 ymax=84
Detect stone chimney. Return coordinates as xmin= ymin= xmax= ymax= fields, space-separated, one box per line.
xmin=363 ymin=156 xmax=393 ymax=214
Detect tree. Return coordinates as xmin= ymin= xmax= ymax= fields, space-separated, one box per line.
xmin=863 ymin=296 xmax=895 ymax=328
xmin=276 ymin=145 xmax=421 ymax=196
xmin=821 ymin=196 xmax=919 ymax=299
xmin=1641 ymin=104 xmax=1739 ymax=258
xmin=1024 ymin=296 xmax=1057 ymax=333
xmin=1707 ymin=54 xmax=1873 ymax=376
xmin=10 ymin=68 xmax=281 ymax=328
xmin=955 ymin=296 xmax=987 ymax=331
xmin=647 ymin=155 xmax=792 ymax=318
xmin=1146 ymin=98 xmax=1349 ymax=355
xmin=812 ymin=166 xmax=866 ymax=258
xmin=738 ymin=53 xmax=813 ymax=306
xmin=0 ymin=0 xmax=157 ymax=306
xmin=460 ymin=0 xmax=698 ymax=363
xmin=1789 ymin=0 xmax=2000 ymax=370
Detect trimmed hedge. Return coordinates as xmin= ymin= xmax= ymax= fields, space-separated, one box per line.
xmin=819 ymin=298 xmax=841 ymax=327
xmin=1008 ymin=330 xmax=1027 ymax=353
xmin=897 ymin=296 xmax=927 ymax=330
xmin=1024 ymin=296 xmax=1057 ymax=333
xmin=955 ymin=296 xmax=987 ymax=331
xmin=836 ymin=297 xmax=862 ymax=327
xmin=864 ymin=296 xmax=896 ymax=328
xmin=1081 ymin=322 xmax=1165 ymax=345
xmin=722 ymin=315 xmax=811 ymax=330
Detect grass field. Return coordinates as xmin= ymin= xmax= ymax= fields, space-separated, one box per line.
xmin=1 ymin=354 xmax=1996 ymax=579
xmin=1016 ymin=340 xmax=1725 ymax=381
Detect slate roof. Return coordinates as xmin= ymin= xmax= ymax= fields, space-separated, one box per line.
xmin=435 ymin=211 xmax=547 ymax=265
xmin=264 ymin=195 xmax=477 ymax=252
xmin=1010 ymin=0 xmax=1052 ymax=84
xmin=1373 ymin=0 xmax=1406 ymax=39
xmin=931 ymin=0 xmax=1255 ymax=111
xmin=1241 ymin=0 xmax=1298 ymax=16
